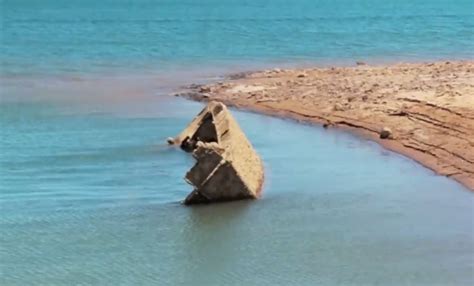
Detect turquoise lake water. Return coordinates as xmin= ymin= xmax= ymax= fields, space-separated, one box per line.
xmin=1 ymin=0 xmax=473 ymax=285
xmin=2 ymin=0 xmax=474 ymax=74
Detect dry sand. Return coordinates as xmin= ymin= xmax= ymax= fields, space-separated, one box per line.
xmin=177 ymin=61 xmax=474 ymax=190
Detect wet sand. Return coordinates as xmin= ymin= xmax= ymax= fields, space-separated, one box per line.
xmin=176 ymin=61 xmax=474 ymax=190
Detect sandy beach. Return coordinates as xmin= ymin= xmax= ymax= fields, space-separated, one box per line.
xmin=177 ymin=61 xmax=474 ymax=190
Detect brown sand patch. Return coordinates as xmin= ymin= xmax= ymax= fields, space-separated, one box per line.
xmin=177 ymin=61 xmax=474 ymax=190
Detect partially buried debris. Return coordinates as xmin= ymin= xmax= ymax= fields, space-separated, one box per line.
xmin=169 ymin=101 xmax=264 ymax=205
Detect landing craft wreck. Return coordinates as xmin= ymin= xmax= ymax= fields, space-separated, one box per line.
xmin=168 ymin=101 xmax=264 ymax=205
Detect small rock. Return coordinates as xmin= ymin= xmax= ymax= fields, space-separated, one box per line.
xmin=199 ymin=86 xmax=211 ymax=93
xmin=356 ymin=61 xmax=367 ymax=66
xmin=379 ymin=127 xmax=392 ymax=139
xmin=323 ymin=122 xmax=333 ymax=129
xmin=166 ymin=137 xmax=175 ymax=145
xmin=297 ymin=73 xmax=307 ymax=78
xmin=333 ymin=103 xmax=345 ymax=111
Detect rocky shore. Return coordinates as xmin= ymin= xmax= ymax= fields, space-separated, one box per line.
xmin=176 ymin=61 xmax=474 ymax=190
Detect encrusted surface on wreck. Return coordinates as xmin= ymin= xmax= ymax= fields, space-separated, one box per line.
xmin=172 ymin=101 xmax=264 ymax=205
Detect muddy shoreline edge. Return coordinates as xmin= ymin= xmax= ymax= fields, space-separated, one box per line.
xmin=175 ymin=61 xmax=474 ymax=191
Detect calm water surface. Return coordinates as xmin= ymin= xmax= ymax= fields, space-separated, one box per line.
xmin=1 ymin=0 xmax=473 ymax=285
xmin=1 ymin=79 xmax=473 ymax=285
xmin=2 ymin=0 xmax=473 ymax=74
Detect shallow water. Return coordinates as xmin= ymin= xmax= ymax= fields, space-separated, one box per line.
xmin=1 ymin=0 xmax=474 ymax=285
xmin=1 ymin=81 xmax=473 ymax=285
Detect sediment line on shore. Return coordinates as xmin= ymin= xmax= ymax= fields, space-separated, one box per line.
xmin=175 ymin=61 xmax=474 ymax=190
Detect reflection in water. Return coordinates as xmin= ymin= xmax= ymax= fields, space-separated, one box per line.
xmin=179 ymin=201 xmax=253 ymax=285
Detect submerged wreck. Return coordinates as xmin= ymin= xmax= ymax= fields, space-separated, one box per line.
xmin=169 ymin=101 xmax=264 ymax=205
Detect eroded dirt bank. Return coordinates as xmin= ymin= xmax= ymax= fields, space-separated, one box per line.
xmin=176 ymin=61 xmax=474 ymax=190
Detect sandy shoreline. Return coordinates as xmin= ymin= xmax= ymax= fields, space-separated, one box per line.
xmin=176 ymin=61 xmax=474 ymax=190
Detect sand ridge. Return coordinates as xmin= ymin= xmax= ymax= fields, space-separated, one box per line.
xmin=177 ymin=61 xmax=474 ymax=190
